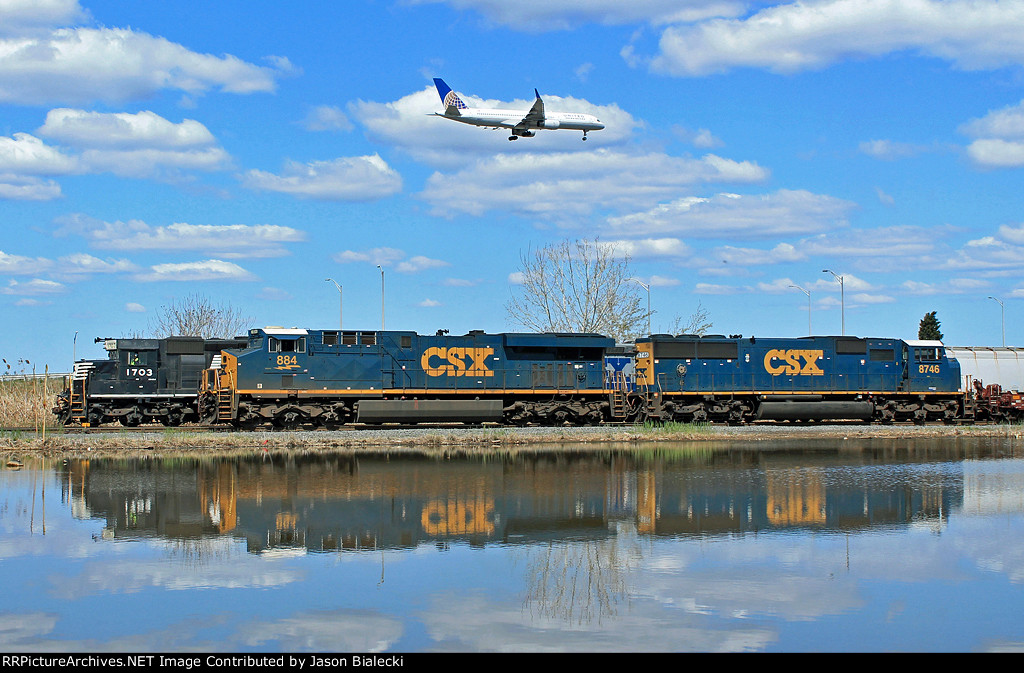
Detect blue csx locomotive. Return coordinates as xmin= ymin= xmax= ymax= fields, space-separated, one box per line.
xmin=189 ymin=327 xmax=965 ymax=428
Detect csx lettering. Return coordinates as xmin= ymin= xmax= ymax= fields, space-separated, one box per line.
xmin=421 ymin=347 xmax=494 ymax=377
xmin=764 ymin=349 xmax=825 ymax=376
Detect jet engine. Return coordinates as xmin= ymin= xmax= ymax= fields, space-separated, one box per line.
xmin=540 ymin=120 xmax=561 ymax=129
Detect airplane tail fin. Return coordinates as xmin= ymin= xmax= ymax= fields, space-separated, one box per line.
xmin=433 ymin=78 xmax=467 ymax=114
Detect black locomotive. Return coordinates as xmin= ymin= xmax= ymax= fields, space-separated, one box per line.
xmin=53 ymin=336 xmax=246 ymax=427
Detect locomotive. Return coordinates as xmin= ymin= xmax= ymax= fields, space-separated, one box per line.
xmin=53 ymin=335 xmax=247 ymax=427
xmin=199 ymin=327 xmax=619 ymax=428
xmin=56 ymin=326 xmax=997 ymax=428
xmin=634 ymin=334 xmax=962 ymax=424
xmin=194 ymin=327 xmax=967 ymax=429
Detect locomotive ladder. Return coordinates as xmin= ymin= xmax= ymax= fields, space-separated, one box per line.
xmin=609 ymin=371 xmax=629 ymax=419
xmin=210 ymin=358 xmax=235 ymax=422
xmin=68 ymin=361 xmax=92 ymax=425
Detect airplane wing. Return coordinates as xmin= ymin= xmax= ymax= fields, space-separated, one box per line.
xmin=514 ymin=90 xmax=545 ymax=131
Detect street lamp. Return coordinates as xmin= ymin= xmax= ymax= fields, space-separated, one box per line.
xmin=630 ymin=278 xmax=651 ymax=336
xmin=988 ymin=296 xmax=1005 ymax=347
xmin=822 ymin=269 xmax=845 ymax=335
xmin=789 ymin=285 xmax=811 ymax=335
xmin=325 ymin=278 xmax=342 ymax=330
xmin=378 ymin=264 xmax=385 ymax=329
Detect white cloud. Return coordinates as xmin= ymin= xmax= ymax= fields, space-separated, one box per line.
xmin=39 ymin=109 xmax=217 ymax=149
xmin=601 ymin=238 xmax=692 ymax=259
xmin=300 ymin=105 xmax=353 ymax=132
xmin=0 ymin=250 xmax=52 ymax=275
xmin=125 ymin=302 xmax=145 ymax=313
xmin=417 ymin=298 xmax=442 ymax=307
xmin=901 ymin=278 xmax=989 ymax=295
xmin=964 ymin=138 xmax=1024 ymax=168
xmin=606 ymin=189 xmax=851 ymax=240
xmin=241 ymin=155 xmax=402 ymax=201
xmin=858 ymin=139 xmax=929 ymax=160
xmin=133 ymin=260 xmax=257 ymax=282
xmin=0 ymin=27 xmax=290 ymax=105
xmin=2 ymin=278 xmax=64 ymax=295
xmin=421 ymin=149 xmax=767 ymax=220
xmin=395 ymin=255 xmax=450 ymax=273
xmin=257 ymin=287 xmax=293 ymax=301
xmin=404 ymin=0 xmax=745 ymax=31
xmin=56 ymin=216 xmax=305 ymax=258
xmin=0 ymin=174 xmax=62 ymax=200
xmin=57 ymin=253 xmax=136 ymax=275
xmin=0 ymin=132 xmax=78 ymax=174
xmin=333 ymin=247 xmax=406 ymax=266
xmin=0 ymin=0 xmax=86 ymax=36
xmin=332 ymin=247 xmax=448 ymax=273
xmin=646 ymin=0 xmax=1024 ymax=76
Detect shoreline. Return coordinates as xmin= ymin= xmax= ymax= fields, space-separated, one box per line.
xmin=2 ymin=422 xmax=1022 ymax=459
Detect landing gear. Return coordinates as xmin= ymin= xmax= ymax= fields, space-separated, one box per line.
xmin=582 ymin=132 xmax=588 ymax=141
xmin=508 ymin=135 xmax=518 ymax=141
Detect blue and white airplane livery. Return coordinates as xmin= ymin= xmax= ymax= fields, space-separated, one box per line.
xmin=432 ymin=78 xmax=605 ymax=141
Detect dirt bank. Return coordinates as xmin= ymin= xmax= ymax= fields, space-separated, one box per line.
xmin=2 ymin=422 xmax=1021 ymax=459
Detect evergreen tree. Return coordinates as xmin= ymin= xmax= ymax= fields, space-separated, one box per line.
xmin=918 ymin=311 xmax=943 ymax=340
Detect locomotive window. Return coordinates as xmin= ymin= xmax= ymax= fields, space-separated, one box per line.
xmin=401 ymin=336 xmax=412 ymax=349
xmin=916 ymin=347 xmax=942 ymax=361
xmin=322 ymin=331 xmax=339 ymax=346
xmin=269 ymin=337 xmax=306 ymax=353
xmin=869 ymin=348 xmax=895 ymax=361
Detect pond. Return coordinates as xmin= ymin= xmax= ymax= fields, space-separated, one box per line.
xmin=2 ymin=436 xmax=1023 ymax=652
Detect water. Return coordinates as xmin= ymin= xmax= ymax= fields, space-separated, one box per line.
xmin=2 ymin=436 xmax=1024 ymax=652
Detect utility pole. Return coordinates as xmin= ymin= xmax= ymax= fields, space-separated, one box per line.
xmin=789 ymin=284 xmax=811 ymax=335
xmin=988 ymin=296 xmax=1005 ymax=347
xmin=325 ymin=278 xmax=342 ymax=330
xmin=822 ymin=269 xmax=845 ymax=335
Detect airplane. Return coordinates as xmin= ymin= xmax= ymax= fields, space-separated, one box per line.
xmin=432 ymin=78 xmax=605 ymax=141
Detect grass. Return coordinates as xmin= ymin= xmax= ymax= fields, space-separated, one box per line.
xmin=0 ymin=376 xmax=63 ymax=430
xmin=637 ymin=420 xmax=715 ymax=436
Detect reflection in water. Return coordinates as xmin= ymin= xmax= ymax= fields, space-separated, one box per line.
xmin=61 ymin=440 xmax=1001 ymax=554
xmin=4 ymin=436 xmax=1024 ymax=652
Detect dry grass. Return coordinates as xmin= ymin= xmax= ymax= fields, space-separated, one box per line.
xmin=0 ymin=376 xmax=63 ymax=430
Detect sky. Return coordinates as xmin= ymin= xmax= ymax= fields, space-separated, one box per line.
xmin=3 ymin=0 xmax=1024 ymax=372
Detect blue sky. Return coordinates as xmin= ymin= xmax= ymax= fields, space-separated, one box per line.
xmin=3 ymin=0 xmax=1024 ymax=371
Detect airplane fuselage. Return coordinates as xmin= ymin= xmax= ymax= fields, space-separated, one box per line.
xmin=436 ymin=107 xmax=605 ymax=134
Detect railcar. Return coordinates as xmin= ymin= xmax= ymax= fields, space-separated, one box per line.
xmin=633 ymin=334 xmax=964 ymax=424
xmin=53 ymin=336 xmax=247 ymax=426
xmin=200 ymin=327 xmax=620 ymax=428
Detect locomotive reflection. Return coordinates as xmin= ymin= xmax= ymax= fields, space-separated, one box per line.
xmin=60 ymin=446 xmax=964 ymax=554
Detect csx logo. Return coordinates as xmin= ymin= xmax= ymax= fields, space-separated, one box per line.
xmin=421 ymin=347 xmax=494 ymax=377
xmin=764 ymin=349 xmax=825 ymax=376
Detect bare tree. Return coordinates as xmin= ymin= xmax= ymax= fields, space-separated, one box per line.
xmin=664 ymin=301 xmax=713 ymax=336
xmin=149 ymin=293 xmax=251 ymax=338
xmin=506 ymin=238 xmax=650 ymax=342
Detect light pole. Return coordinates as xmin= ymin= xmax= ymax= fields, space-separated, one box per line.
xmin=630 ymin=278 xmax=651 ymax=336
xmin=73 ymin=331 xmax=78 ymax=363
xmin=822 ymin=269 xmax=845 ymax=335
xmin=789 ymin=285 xmax=811 ymax=335
xmin=377 ymin=265 xmax=385 ymax=331
xmin=988 ymin=296 xmax=1005 ymax=347
xmin=325 ymin=278 xmax=342 ymax=330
